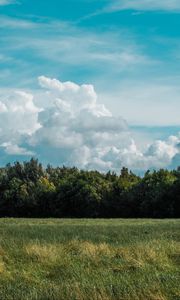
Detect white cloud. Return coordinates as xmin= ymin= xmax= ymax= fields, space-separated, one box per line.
xmin=0 ymin=16 xmax=35 ymax=28
xmin=0 ymin=17 xmax=152 ymax=78
xmin=31 ymin=76 xmax=128 ymax=154
xmin=0 ymin=76 xmax=180 ymax=172
xmin=1 ymin=142 xmax=34 ymax=156
xmin=0 ymin=90 xmax=41 ymax=147
xmin=0 ymin=0 xmax=12 ymax=5
xmin=104 ymin=0 xmax=180 ymax=13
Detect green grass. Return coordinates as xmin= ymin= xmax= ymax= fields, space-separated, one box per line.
xmin=0 ymin=219 xmax=179 ymax=300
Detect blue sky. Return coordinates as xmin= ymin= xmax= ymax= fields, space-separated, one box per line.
xmin=0 ymin=0 xmax=180 ymax=172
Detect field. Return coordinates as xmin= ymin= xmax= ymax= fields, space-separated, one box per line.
xmin=0 ymin=219 xmax=179 ymax=300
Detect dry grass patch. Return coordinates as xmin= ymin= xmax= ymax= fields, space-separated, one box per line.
xmin=80 ymin=241 xmax=112 ymax=258
xmin=63 ymin=240 xmax=113 ymax=257
xmin=25 ymin=240 xmax=113 ymax=265
xmin=0 ymin=246 xmax=8 ymax=274
xmin=25 ymin=243 xmax=62 ymax=263
xmin=69 ymin=282 xmax=112 ymax=300
xmin=63 ymin=239 xmax=81 ymax=256
xmin=145 ymin=290 xmax=168 ymax=300
xmin=114 ymin=240 xmax=179 ymax=271
xmin=0 ymin=259 xmax=5 ymax=274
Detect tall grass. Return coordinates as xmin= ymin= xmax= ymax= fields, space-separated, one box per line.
xmin=0 ymin=219 xmax=179 ymax=300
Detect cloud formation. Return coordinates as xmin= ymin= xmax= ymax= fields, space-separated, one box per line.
xmin=0 ymin=90 xmax=41 ymax=155
xmin=0 ymin=0 xmax=14 ymax=5
xmin=0 ymin=76 xmax=180 ymax=172
xmin=105 ymin=0 xmax=180 ymax=13
xmin=0 ymin=13 xmax=154 ymax=92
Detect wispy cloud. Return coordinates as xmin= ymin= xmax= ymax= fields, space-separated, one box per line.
xmin=0 ymin=15 xmax=156 ymax=90
xmin=0 ymin=16 xmax=35 ymax=28
xmin=0 ymin=0 xmax=16 ymax=6
xmin=84 ymin=0 xmax=180 ymax=19
xmin=103 ymin=0 xmax=180 ymax=13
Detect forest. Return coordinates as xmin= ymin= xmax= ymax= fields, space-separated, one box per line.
xmin=0 ymin=158 xmax=179 ymax=218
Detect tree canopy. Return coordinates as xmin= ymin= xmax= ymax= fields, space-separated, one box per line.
xmin=0 ymin=158 xmax=179 ymax=218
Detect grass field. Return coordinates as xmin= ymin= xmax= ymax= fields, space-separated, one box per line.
xmin=0 ymin=219 xmax=179 ymax=300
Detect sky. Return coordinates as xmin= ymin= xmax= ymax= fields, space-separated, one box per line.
xmin=0 ymin=0 xmax=180 ymax=173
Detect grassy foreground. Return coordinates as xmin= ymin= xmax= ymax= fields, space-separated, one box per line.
xmin=0 ymin=219 xmax=179 ymax=300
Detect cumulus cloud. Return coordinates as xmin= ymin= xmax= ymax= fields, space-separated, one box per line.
xmin=0 ymin=90 xmax=41 ymax=147
xmin=1 ymin=142 xmax=35 ymax=156
xmin=0 ymin=76 xmax=180 ymax=172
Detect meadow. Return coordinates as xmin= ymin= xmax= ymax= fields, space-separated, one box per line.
xmin=0 ymin=219 xmax=179 ymax=300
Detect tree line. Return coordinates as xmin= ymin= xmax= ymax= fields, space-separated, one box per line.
xmin=0 ymin=158 xmax=179 ymax=218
